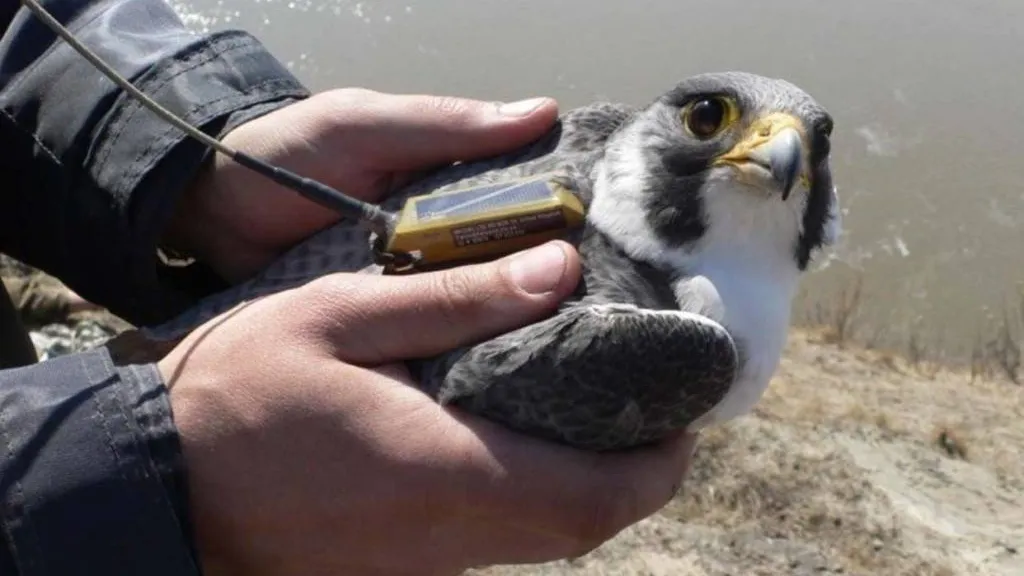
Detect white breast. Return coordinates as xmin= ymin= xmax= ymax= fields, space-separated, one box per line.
xmin=675 ymin=253 xmax=797 ymax=429
xmin=673 ymin=179 xmax=804 ymax=429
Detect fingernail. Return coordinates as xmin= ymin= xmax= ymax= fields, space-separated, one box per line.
xmin=497 ymin=97 xmax=549 ymax=117
xmin=506 ymin=242 xmax=567 ymax=294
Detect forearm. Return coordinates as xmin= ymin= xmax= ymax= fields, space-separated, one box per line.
xmin=0 ymin=0 xmax=309 ymax=326
xmin=0 ymin=350 xmax=200 ymax=575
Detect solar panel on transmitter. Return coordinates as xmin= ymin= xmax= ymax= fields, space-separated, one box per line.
xmin=415 ymin=179 xmax=554 ymax=220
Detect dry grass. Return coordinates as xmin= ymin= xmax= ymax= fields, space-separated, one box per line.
xmin=768 ymin=330 xmax=1024 ymax=473
xmin=664 ymin=420 xmax=935 ymax=576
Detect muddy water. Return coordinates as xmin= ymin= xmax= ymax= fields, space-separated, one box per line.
xmin=171 ymin=0 xmax=1024 ymax=360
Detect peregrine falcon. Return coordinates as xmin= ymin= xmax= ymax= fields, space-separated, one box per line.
xmin=118 ymin=71 xmax=841 ymax=452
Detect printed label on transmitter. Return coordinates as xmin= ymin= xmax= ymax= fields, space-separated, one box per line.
xmin=450 ymin=209 xmax=567 ymax=247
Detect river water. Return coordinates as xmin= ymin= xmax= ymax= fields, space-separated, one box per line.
xmin=170 ymin=0 xmax=1024 ymax=361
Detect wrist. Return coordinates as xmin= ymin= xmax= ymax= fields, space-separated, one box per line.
xmin=158 ymin=151 xmax=260 ymax=283
xmin=163 ymin=360 xmax=223 ymax=575
xmin=159 ymin=151 xmax=218 ymax=262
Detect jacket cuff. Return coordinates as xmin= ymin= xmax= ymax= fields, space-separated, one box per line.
xmin=0 ymin=350 xmax=199 ymax=576
xmin=87 ymin=30 xmax=310 ymax=326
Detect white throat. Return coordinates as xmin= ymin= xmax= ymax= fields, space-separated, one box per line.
xmin=588 ymin=149 xmax=805 ymax=428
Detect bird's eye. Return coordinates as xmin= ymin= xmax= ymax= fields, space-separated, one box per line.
xmin=682 ymin=96 xmax=737 ymax=139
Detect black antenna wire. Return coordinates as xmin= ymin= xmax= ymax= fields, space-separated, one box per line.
xmin=17 ymin=0 xmax=397 ymax=238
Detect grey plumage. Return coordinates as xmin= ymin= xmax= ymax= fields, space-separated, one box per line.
xmin=130 ymin=71 xmax=840 ymax=452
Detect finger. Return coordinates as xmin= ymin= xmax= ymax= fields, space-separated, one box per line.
xmin=320 ymin=89 xmax=560 ymax=170
xmin=447 ymin=413 xmax=699 ymax=556
xmin=305 ymin=240 xmax=581 ymax=365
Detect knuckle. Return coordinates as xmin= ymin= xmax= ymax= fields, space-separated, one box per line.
xmin=302 ymin=275 xmax=367 ymax=329
xmin=305 ymin=273 xmax=351 ymax=304
xmin=324 ymin=86 xmax=379 ymax=107
xmin=424 ymin=95 xmax=478 ymax=123
xmin=430 ymin=268 xmax=484 ymax=325
xmin=318 ymin=88 xmax=388 ymax=128
xmin=302 ymin=274 xmax=402 ymax=360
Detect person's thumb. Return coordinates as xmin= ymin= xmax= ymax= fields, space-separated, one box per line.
xmin=308 ymin=240 xmax=581 ymax=365
xmin=318 ymin=90 xmax=560 ymax=171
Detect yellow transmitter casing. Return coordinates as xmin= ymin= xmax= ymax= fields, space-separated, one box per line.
xmin=383 ymin=173 xmax=586 ymax=273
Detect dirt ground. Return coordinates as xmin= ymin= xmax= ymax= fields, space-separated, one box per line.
xmin=468 ymin=329 xmax=1024 ymax=576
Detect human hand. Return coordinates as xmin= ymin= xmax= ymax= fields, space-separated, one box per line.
xmin=161 ymin=89 xmax=559 ymax=282
xmin=161 ymin=240 xmax=697 ymax=576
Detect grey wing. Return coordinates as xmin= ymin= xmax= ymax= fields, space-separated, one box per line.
xmin=141 ymin=102 xmax=638 ymax=341
xmin=412 ymin=303 xmax=738 ymax=452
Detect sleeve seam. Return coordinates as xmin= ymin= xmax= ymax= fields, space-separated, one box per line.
xmin=0 ymin=107 xmax=62 ymax=167
xmin=0 ymin=368 xmax=44 ymax=575
xmin=87 ymin=352 xmax=185 ymax=533
xmin=86 ymin=352 xmax=198 ymax=573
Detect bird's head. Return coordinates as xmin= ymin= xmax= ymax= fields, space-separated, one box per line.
xmin=590 ymin=71 xmax=840 ymax=273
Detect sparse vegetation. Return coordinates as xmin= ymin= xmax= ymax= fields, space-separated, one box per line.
xmin=799 ymin=267 xmax=865 ymax=349
xmin=971 ymin=328 xmax=994 ymax=383
xmin=973 ymin=298 xmax=1023 ymax=385
xmin=795 ymin=272 xmax=1024 ymax=387
xmin=829 ymin=271 xmax=864 ymax=348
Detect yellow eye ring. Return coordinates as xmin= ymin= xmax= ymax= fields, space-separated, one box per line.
xmin=681 ymin=96 xmax=740 ymax=139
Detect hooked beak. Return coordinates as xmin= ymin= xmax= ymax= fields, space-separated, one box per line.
xmin=714 ymin=113 xmax=808 ymax=201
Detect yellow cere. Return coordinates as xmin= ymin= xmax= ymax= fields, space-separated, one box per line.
xmin=716 ymin=112 xmax=809 ymax=165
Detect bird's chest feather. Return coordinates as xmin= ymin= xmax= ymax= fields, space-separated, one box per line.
xmin=673 ymin=258 xmax=793 ymax=374
xmin=669 ymin=200 xmax=802 ymax=422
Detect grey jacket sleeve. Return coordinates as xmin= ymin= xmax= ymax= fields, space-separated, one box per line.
xmin=0 ymin=349 xmax=201 ymax=576
xmin=0 ymin=1 xmax=313 ymax=574
xmin=0 ymin=0 xmax=310 ymax=327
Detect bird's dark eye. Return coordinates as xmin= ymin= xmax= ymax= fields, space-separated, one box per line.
xmin=682 ymin=96 xmax=736 ymax=139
